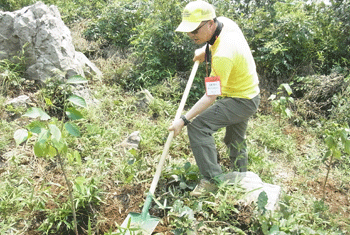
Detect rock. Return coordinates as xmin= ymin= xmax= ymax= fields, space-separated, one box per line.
xmin=218 ymin=171 xmax=281 ymax=211
xmin=0 ymin=2 xmax=102 ymax=82
xmin=5 ymin=95 xmax=31 ymax=108
xmin=119 ymin=131 xmax=141 ymax=149
xmin=135 ymin=89 xmax=154 ymax=110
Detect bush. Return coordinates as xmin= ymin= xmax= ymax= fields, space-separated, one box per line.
xmin=129 ymin=0 xmax=195 ymax=88
xmin=84 ymin=0 xmax=151 ymax=51
xmin=0 ymin=0 xmax=35 ymax=11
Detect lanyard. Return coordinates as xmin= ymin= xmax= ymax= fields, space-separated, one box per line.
xmin=204 ymin=20 xmax=223 ymax=77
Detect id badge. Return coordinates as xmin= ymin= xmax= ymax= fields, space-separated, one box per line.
xmin=205 ymin=76 xmax=221 ymax=96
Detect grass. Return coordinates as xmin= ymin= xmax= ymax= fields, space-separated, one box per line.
xmin=1 ymin=11 xmax=349 ymax=235
xmin=2 ymin=75 xmax=349 ymax=234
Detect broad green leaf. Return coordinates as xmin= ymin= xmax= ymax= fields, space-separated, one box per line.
xmin=52 ymin=139 xmax=68 ymax=154
xmin=38 ymin=129 xmax=50 ymax=144
xmin=334 ymin=149 xmax=341 ymax=159
xmin=340 ymin=128 xmax=348 ymax=144
xmin=23 ymin=107 xmax=51 ymax=120
xmin=258 ymin=191 xmax=268 ymax=210
xmin=49 ymin=124 xmax=61 ymax=142
xmin=281 ymin=83 xmax=293 ymax=95
xmin=47 ymin=145 xmax=57 ymax=158
xmin=325 ymin=136 xmax=336 ymax=149
xmin=68 ymin=95 xmax=86 ymax=108
xmin=184 ymin=162 xmax=191 ymax=171
xmin=284 ymin=108 xmax=292 ymax=118
xmin=279 ymin=96 xmax=287 ymax=105
xmin=66 ymin=75 xmax=88 ymax=84
xmin=66 ymin=107 xmax=83 ymax=120
xmin=34 ymin=142 xmax=47 ymax=157
xmin=345 ymin=139 xmax=350 ymax=155
xmin=65 ymin=122 xmax=81 ymax=137
xmin=27 ymin=121 xmax=45 ymax=134
xmin=13 ymin=129 xmax=28 ymax=146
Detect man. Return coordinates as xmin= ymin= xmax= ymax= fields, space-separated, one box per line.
xmin=169 ymin=0 xmax=260 ymax=197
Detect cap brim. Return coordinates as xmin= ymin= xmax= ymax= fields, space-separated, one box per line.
xmin=175 ymin=21 xmax=201 ymax=32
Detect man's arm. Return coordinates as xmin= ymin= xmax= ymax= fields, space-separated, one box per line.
xmin=169 ymin=94 xmax=218 ymax=137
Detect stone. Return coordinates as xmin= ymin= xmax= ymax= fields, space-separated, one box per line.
xmin=119 ymin=131 xmax=141 ymax=149
xmin=135 ymin=89 xmax=154 ymax=110
xmin=0 ymin=2 xmax=102 ymax=82
xmin=5 ymin=95 xmax=31 ymax=108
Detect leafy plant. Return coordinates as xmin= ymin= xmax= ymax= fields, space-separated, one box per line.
xmin=13 ymin=75 xmax=88 ymax=235
xmin=269 ymin=83 xmax=294 ymax=126
xmin=0 ymin=0 xmax=35 ymax=11
xmin=251 ymin=192 xmax=321 ymax=235
xmin=164 ymin=162 xmax=199 ymax=192
xmin=0 ymin=44 xmax=27 ymax=96
xmin=83 ymin=0 xmax=150 ymax=52
xmin=169 ymin=199 xmax=199 ymax=235
xmin=322 ymin=123 xmax=350 ymax=199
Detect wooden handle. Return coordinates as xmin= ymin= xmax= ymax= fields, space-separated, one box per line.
xmin=149 ymin=61 xmax=200 ymax=194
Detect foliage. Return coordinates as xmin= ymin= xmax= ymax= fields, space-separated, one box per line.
xmin=0 ymin=0 xmax=35 ymax=11
xmin=13 ymin=75 xmax=88 ymax=234
xmin=169 ymin=199 xmax=199 ymax=235
xmin=83 ymin=0 xmax=150 ymax=51
xmin=164 ymin=162 xmax=199 ymax=191
xmin=250 ymin=193 xmax=330 ymax=234
xmin=329 ymin=75 xmax=350 ymax=125
xmin=38 ymin=77 xmax=75 ymax=118
xmin=0 ymin=45 xmax=27 ymax=96
xmin=322 ymin=123 xmax=350 ymax=199
xmin=42 ymin=0 xmax=106 ymax=24
xmin=2 ymin=0 xmax=350 ymax=234
xmin=129 ymin=0 xmax=195 ymax=88
xmin=269 ymin=83 xmax=294 ymax=126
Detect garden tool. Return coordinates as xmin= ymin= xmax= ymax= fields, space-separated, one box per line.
xmin=120 ymin=61 xmax=200 ymax=235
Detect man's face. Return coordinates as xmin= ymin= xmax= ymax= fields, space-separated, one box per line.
xmin=187 ymin=20 xmax=213 ymax=45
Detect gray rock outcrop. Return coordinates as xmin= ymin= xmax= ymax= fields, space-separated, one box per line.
xmin=0 ymin=2 xmax=102 ymax=82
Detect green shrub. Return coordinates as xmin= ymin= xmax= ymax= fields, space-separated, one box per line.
xmin=42 ymin=0 xmax=106 ymax=24
xmin=84 ymin=0 xmax=151 ymax=51
xmin=0 ymin=0 xmax=35 ymax=11
xmin=129 ymin=0 xmax=195 ymax=88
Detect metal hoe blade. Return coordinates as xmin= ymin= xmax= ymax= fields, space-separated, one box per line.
xmin=120 ymin=212 xmax=160 ymax=235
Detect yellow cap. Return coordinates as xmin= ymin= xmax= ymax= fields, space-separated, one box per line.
xmin=175 ymin=0 xmax=216 ymax=32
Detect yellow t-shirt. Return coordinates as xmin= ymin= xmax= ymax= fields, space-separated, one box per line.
xmin=210 ymin=17 xmax=260 ymax=99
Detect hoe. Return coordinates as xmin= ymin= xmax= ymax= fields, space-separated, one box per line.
xmin=120 ymin=61 xmax=200 ymax=234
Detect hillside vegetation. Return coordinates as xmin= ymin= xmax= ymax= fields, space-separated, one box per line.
xmin=1 ymin=0 xmax=350 ymax=234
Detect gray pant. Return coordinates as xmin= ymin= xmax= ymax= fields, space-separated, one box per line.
xmin=187 ymin=95 xmax=260 ymax=181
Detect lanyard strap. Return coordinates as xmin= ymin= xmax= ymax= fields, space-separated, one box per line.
xmin=205 ymin=43 xmax=210 ymax=77
xmin=204 ymin=19 xmax=223 ymax=77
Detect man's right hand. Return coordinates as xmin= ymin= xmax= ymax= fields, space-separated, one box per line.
xmin=193 ymin=47 xmax=206 ymax=63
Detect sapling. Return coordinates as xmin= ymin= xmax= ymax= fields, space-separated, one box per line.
xmin=13 ymin=75 xmax=88 ymax=235
xmin=322 ymin=124 xmax=350 ymax=199
xmin=269 ymin=83 xmax=294 ymax=126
